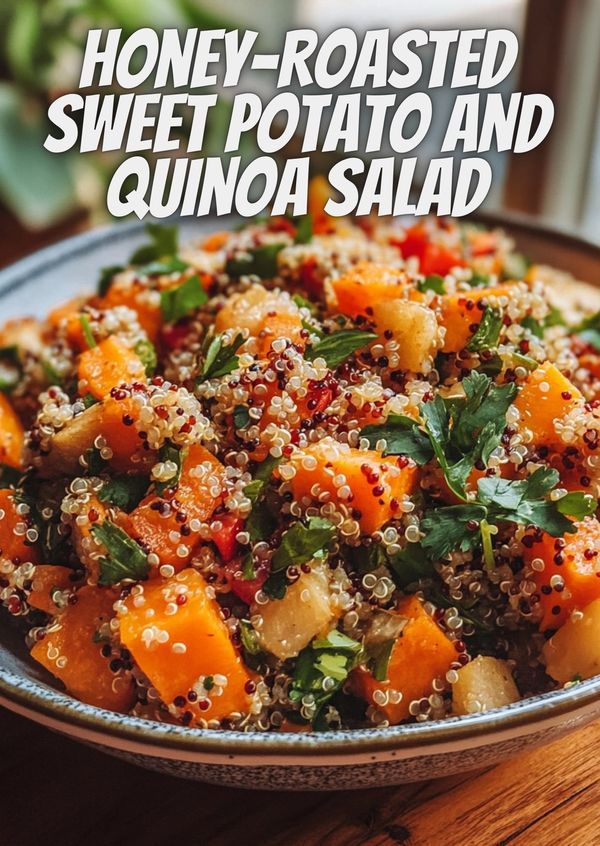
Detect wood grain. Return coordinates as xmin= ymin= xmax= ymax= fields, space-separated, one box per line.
xmin=0 ymin=706 xmax=598 ymax=846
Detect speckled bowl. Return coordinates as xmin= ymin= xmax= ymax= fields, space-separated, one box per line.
xmin=0 ymin=216 xmax=599 ymax=790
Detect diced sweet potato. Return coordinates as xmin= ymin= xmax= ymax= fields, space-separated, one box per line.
xmin=0 ymin=393 xmax=23 ymax=468
xmin=350 ymin=596 xmax=455 ymax=724
xmin=28 ymin=565 xmax=79 ymax=614
xmin=371 ymin=299 xmax=439 ymax=372
xmin=308 ymin=174 xmax=335 ymax=234
xmin=254 ymin=566 xmax=335 ymax=660
xmin=38 ymin=397 xmax=153 ymax=478
xmin=524 ymin=517 xmax=600 ymax=631
xmin=201 ymin=231 xmax=230 ymax=252
xmin=119 ymin=569 xmax=252 ymax=722
xmin=129 ymin=444 xmax=225 ymax=567
xmin=440 ymin=285 xmax=513 ymax=352
xmin=78 ymin=336 xmax=146 ymax=400
xmin=543 ymin=598 xmax=600 ymax=683
xmin=452 ymin=655 xmax=519 ymax=715
xmin=0 ymin=488 xmax=38 ymax=563
xmin=95 ymin=281 xmax=162 ymax=343
xmin=327 ymin=263 xmax=410 ymax=317
xmin=290 ymin=439 xmax=418 ymax=535
xmin=513 ymin=362 xmax=582 ymax=447
xmin=30 ymin=586 xmax=135 ymax=712
xmin=215 ymin=284 xmax=302 ymax=353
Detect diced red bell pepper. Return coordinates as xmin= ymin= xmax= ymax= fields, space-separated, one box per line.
xmin=223 ymin=558 xmax=268 ymax=605
xmin=211 ymin=514 xmax=243 ymax=563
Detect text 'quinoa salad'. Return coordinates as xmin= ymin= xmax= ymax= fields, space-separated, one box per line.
xmin=1 ymin=187 xmax=599 ymax=732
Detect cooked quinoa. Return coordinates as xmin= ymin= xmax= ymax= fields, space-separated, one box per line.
xmin=0 ymin=206 xmax=599 ymax=732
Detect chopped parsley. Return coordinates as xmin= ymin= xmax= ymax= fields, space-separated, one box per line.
xmin=155 ymin=442 xmax=185 ymax=496
xmin=134 ymin=339 xmax=158 ymax=376
xmin=92 ymin=521 xmax=150 ymax=586
xmin=198 ymin=332 xmax=244 ymax=382
xmin=271 ymin=517 xmax=335 ymax=572
xmin=305 ymin=329 xmax=378 ymax=368
xmin=97 ymin=264 xmax=124 ymax=297
xmin=467 ymin=308 xmax=503 ymax=352
xmin=361 ymin=415 xmax=434 ymax=465
xmin=0 ymin=346 xmax=22 ymax=393
xmin=418 ymin=274 xmax=445 ymax=294
xmin=79 ymin=314 xmax=96 ymax=349
xmin=99 ymin=474 xmax=149 ymax=512
xmin=294 ymin=213 xmax=313 ymax=245
xmin=129 ymin=223 xmax=179 ymax=265
xmin=225 ymin=243 xmax=285 ymax=279
xmin=160 ymin=275 xmax=208 ymax=323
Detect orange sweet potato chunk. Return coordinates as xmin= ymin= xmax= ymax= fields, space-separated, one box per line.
xmin=513 ymin=362 xmax=582 ymax=447
xmin=78 ymin=336 xmax=146 ymax=400
xmin=440 ymin=285 xmax=513 ymax=352
xmin=0 ymin=488 xmax=38 ymax=563
xmin=99 ymin=395 xmax=152 ymax=472
xmin=290 ymin=440 xmax=418 ymax=535
xmin=120 ymin=569 xmax=252 ymax=722
xmin=350 ymin=596 xmax=456 ymax=724
xmin=524 ymin=517 xmax=600 ymax=631
xmin=129 ymin=444 xmax=225 ymax=567
xmin=30 ymin=586 xmax=135 ymax=712
xmin=28 ymin=565 xmax=79 ymax=614
xmin=95 ymin=282 xmax=162 ymax=343
xmin=327 ymin=262 xmax=411 ymax=317
xmin=0 ymin=393 xmax=23 ymax=468
xmin=256 ymin=312 xmax=304 ymax=357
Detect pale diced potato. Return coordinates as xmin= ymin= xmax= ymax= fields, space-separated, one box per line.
xmin=371 ymin=299 xmax=439 ymax=373
xmin=452 ymin=655 xmax=520 ymax=715
xmin=37 ymin=403 xmax=104 ymax=478
xmin=0 ymin=318 xmax=43 ymax=355
xmin=543 ymin=599 xmax=600 ymax=684
xmin=214 ymin=284 xmax=297 ymax=336
xmin=254 ymin=566 xmax=335 ymax=660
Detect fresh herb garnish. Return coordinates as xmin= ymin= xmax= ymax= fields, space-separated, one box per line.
xmin=418 ymin=274 xmax=445 ymax=294
xmin=388 ymin=542 xmax=434 ymax=588
xmin=160 ymin=275 xmax=208 ymax=323
xmin=136 ymin=257 xmax=189 ymax=277
xmin=305 ymin=329 xmax=377 ymax=368
xmin=92 ymin=521 xmax=150 ymax=586
xmin=79 ymin=314 xmax=96 ymax=349
xmin=289 ymin=630 xmax=362 ymax=729
xmin=240 ymin=553 xmax=256 ymax=581
xmin=133 ymin=340 xmax=157 ymax=377
xmin=361 ymin=415 xmax=434 ymax=465
xmin=364 ymin=639 xmax=395 ymax=682
xmin=0 ymin=345 xmax=22 ymax=393
xmin=292 ymin=293 xmax=317 ymax=313
xmin=294 ymin=214 xmax=313 ymax=245
xmin=271 ymin=517 xmax=335 ymax=572
xmin=155 ymin=443 xmax=185 ymax=496
xmin=99 ymin=474 xmax=149 ymax=512
xmin=467 ymin=308 xmax=503 ymax=352
xmin=233 ymin=405 xmax=251 ymax=429
xmin=129 ymin=223 xmax=179 ymax=265
xmin=466 ymin=271 xmax=491 ymax=288
xmin=198 ymin=332 xmax=244 ymax=382
xmin=225 ymin=243 xmax=285 ymax=279
xmin=97 ymin=265 xmax=124 ymax=297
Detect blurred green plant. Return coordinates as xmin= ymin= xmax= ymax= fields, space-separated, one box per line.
xmin=0 ymin=0 xmax=242 ymax=229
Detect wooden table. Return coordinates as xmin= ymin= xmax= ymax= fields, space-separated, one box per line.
xmin=0 ymin=706 xmax=598 ymax=846
xmin=1 ymin=211 xmax=599 ymax=846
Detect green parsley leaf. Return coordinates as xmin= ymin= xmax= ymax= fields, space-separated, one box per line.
xmin=160 ymin=275 xmax=208 ymax=323
xmin=292 ymin=293 xmax=316 ymax=313
xmin=360 ymin=415 xmax=434 ymax=465
xmin=233 ymin=405 xmax=251 ymax=429
xmin=41 ymin=358 xmax=62 ymax=387
xmin=0 ymin=345 xmax=22 ymax=393
xmin=155 ymin=443 xmax=185 ymax=497
xmin=294 ymin=214 xmax=313 ymax=245
xmin=556 ymin=491 xmax=598 ymax=519
xmin=271 ymin=517 xmax=335 ymax=572
xmin=254 ymin=454 xmax=283 ymax=482
xmin=239 ymin=619 xmax=261 ymax=655
xmin=241 ymin=553 xmax=256 ymax=581
xmin=225 ymin=243 xmax=285 ymax=279
xmin=198 ymin=332 xmax=244 ymax=382
xmin=388 ymin=542 xmax=434 ymax=588
xmin=134 ymin=339 xmax=157 ymax=377
xmin=97 ymin=265 xmax=124 ymax=297
xmin=82 ymin=393 xmax=98 ymax=409
xmin=92 ymin=521 xmax=149 ymax=586
xmin=79 ymin=315 xmax=96 ymax=349
xmin=262 ymin=570 xmax=287 ymax=600
xmin=130 ymin=223 xmax=179 ymax=265
xmin=289 ymin=630 xmax=362 ymax=728
xmin=421 ymin=504 xmax=488 ymax=559
xmin=99 ymin=474 xmax=150 ymax=512
xmin=418 ymin=274 xmax=445 ymax=294
xmin=364 ymin=639 xmax=395 ymax=682
xmin=135 ymin=257 xmax=189 ymax=277
xmin=466 ymin=271 xmax=492 ymax=288
xmin=467 ymin=308 xmax=503 ymax=352
xmin=305 ymin=329 xmax=378 ymax=368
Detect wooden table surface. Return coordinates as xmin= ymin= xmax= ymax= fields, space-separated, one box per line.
xmin=1 ymin=212 xmax=599 ymax=846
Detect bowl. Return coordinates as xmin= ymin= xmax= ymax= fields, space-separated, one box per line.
xmin=0 ymin=216 xmax=599 ymax=790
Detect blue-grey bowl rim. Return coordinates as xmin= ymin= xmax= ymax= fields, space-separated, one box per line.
xmin=0 ymin=214 xmax=598 ymax=759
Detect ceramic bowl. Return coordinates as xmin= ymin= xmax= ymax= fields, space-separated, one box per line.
xmin=0 ymin=217 xmax=599 ymax=790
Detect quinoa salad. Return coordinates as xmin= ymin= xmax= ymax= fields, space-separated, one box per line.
xmin=0 ymin=190 xmax=599 ymax=732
